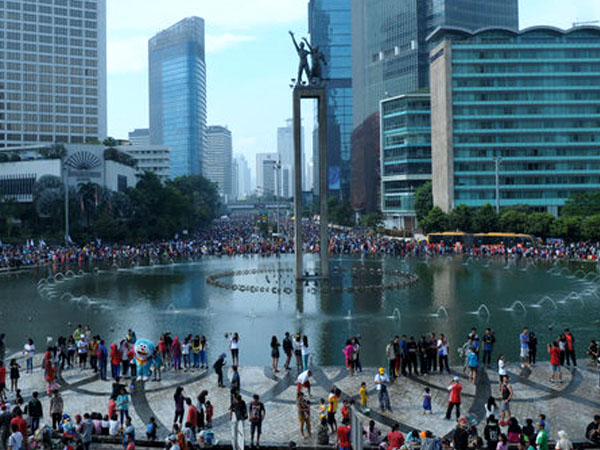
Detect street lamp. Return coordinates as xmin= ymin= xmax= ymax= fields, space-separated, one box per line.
xmin=275 ymin=161 xmax=282 ymax=234
xmin=493 ymin=155 xmax=502 ymax=214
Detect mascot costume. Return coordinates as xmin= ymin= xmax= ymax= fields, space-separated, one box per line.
xmin=134 ymin=338 xmax=155 ymax=381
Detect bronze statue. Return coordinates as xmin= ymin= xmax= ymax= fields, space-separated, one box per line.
xmin=289 ymin=31 xmax=311 ymax=85
xmin=302 ymin=38 xmax=327 ymax=83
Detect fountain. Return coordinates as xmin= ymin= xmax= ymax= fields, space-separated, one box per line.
xmin=503 ymin=300 xmax=527 ymax=314
xmin=387 ymin=308 xmax=401 ymax=321
xmin=60 ymin=293 xmax=74 ymax=302
xmin=54 ymin=272 xmax=64 ymax=281
xmin=564 ymin=291 xmax=585 ymax=306
xmin=469 ymin=304 xmax=491 ymax=318
xmin=534 ymin=296 xmax=558 ymax=310
xmin=345 ymin=309 xmax=352 ymax=320
xmin=65 ymin=270 xmax=76 ymax=277
xmin=436 ymin=306 xmax=449 ymax=319
xmin=166 ymin=303 xmax=178 ymax=313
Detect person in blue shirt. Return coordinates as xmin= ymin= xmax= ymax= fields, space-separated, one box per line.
xmin=145 ymin=417 xmax=156 ymax=441
xmin=519 ymin=328 xmax=530 ymax=369
xmin=468 ymin=349 xmax=479 ymax=384
xmin=482 ymin=328 xmax=496 ymax=369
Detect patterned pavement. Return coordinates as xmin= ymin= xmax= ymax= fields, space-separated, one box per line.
xmin=8 ymin=355 xmax=600 ymax=446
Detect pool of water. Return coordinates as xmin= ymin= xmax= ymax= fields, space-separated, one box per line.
xmin=1 ymin=255 xmax=599 ymax=367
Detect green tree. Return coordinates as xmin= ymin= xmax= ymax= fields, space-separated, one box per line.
xmin=360 ymin=212 xmax=382 ymax=228
xmin=328 ymin=196 xmax=354 ymax=226
xmin=448 ymin=204 xmax=472 ymax=231
xmin=38 ymin=144 xmax=67 ymax=160
xmin=414 ymin=181 xmax=433 ymax=222
xmin=562 ymin=192 xmax=600 ymax=218
xmin=550 ymin=216 xmax=582 ymax=241
xmin=472 ymin=203 xmax=498 ymax=232
xmin=524 ymin=212 xmax=555 ymax=238
xmin=420 ymin=206 xmax=449 ymax=233
xmin=581 ymin=214 xmax=600 ymax=241
xmin=499 ymin=210 xmax=527 ymax=233
xmin=102 ymin=137 xmax=118 ymax=148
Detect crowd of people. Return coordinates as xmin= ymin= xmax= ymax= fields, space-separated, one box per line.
xmin=0 ymin=322 xmax=597 ymax=450
xmin=3 ymin=218 xmax=600 ymax=270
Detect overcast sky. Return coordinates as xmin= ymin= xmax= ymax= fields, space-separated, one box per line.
xmin=106 ymin=0 xmax=600 ymax=176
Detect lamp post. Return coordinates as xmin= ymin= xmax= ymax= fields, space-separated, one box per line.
xmin=275 ymin=161 xmax=282 ymax=234
xmin=493 ymin=156 xmax=502 ymax=214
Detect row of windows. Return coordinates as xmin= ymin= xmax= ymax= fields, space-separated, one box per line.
xmin=454 ymin=78 xmax=600 ymax=88
xmin=454 ymin=148 xmax=599 ymax=158
xmin=382 ymin=99 xmax=430 ymax=116
xmin=383 ymin=147 xmax=431 ymax=160
xmin=455 ymin=175 xmax=600 ymax=186
xmin=384 ymin=134 xmax=430 ymax=147
xmin=0 ymin=134 xmax=98 ymax=144
xmin=1 ymin=73 xmax=99 ymax=83
xmin=1 ymin=123 xmax=96 ymax=133
xmin=3 ymin=33 xmax=97 ymax=48
xmin=1 ymin=86 xmax=97 ymax=95
xmin=0 ymin=104 xmax=96 ymax=114
xmin=454 ymin=105 xmax=600 ymax=116
xmin=455 ymin=133 xmax=600 ymax=144
xmin=453 ymin=63 xmax=600 ymax=74
xmin=455 ymin=161 xmax=600 ymax=172
xmin=1 ymin=114 xmax=97 ymax=123
xmin=453 ymin=49 xmax=600 ymax=61
xmin=383 ymin=162 xmax=431 ymax=176
xmin=2 ymin=16 xmax=97 ymax=29
xmin=455 ymin=190 xmax=577 ymax=201
xmin=0 ymin=26 xmax=97 ymax=39
xmin=4 ymin=0 xmax=97 ymax=10
xmin=455 ymin=119 xmax=600 ymax=130
xmin=1 ymin=97 xmax=98 ymax=108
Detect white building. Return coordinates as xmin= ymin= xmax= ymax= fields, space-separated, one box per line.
xmin=0 ymin=0 xmax=107 ymax=147
xmin=233 ymin=154 xmax=251 ymax=200
xmin=0 ymin=144 xmax=136 ymax=202
xmin=204 ymin=126 xmax=232 ymax=198
xmin=128 ymin=128 xmax=151 ymax=146
xmin=120 ymin=144 xmax=170 ymax=182
xmin=255 ymin=152 xmax=278 ymax=195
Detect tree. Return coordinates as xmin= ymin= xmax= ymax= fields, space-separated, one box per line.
xmin=360 ymin=212 xmax=382 ymax=229
xmin=38 ymin=144 xmax=67 ymax=160
xmin=562 ymin=192 xmax=600 ymax=218
xmin=499 ymin=210 xmax=527 ymax=233
xmin=550 ymin=216 xmax=582 ymax=242
xmin=449 ymin=204 xmax=472 ymax=232
xmin=472 ymin=203 xmax=498 ymax=232
xmin=102 ymin=137 xmax=118 ymax=148
xmin=524 ymin=212 xmax=554 ymax=238
xmin=414 ymin=181 xmax=433 ymax=222
xmin=328 ymin=196 xmax=354 ymax=226
xmin=581 ymin=214 xmax=600 ymax=241
xmin=420 ymin=207 xmax=449 ymax=234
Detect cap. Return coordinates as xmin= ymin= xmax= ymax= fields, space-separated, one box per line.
xmin=453 ymin=376 xmax=460 ymax=382
xmin=378 ymin=367 xmax=385 ymax=374
xmin=459 ymin=417 xmax=468 ymax=423
xmin=538 ymin=421 xmax=546 ymax=427
xmin=0 ymin=404 xmax=5 ymax=411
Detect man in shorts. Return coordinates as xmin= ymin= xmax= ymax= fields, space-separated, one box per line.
xmin=296 ymin=392 xmax=311 ymax=438
xmin=248 ymin=394 xmax=265 ymax=448
xmin=296 ymin=370 xmax=312 ymax=397
xmin=519 ymin=328 xmax=530 ymax=369
xmin=499 ymin=375 xmax=514 ymax=426
xmin=548 ymin=342 xmax=563 ymax=383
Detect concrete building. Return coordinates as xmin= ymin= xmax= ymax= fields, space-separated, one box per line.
xmin=204 ymin=125 xmax=232 ymax=198
xmin=277 ymin=119 xmax=305 ymax=197
xmin=429 ymin=26 xmax=600 ymax=215
xmin=233 ymin=154 xmax=251 ymax=200
xmin=309 ymin=0 xmax=353 ymax=199
xmin=128 ymin=128 xmax=151 ymax=146
xmin=0 ymin=144 xmax=137 ymax=202
xmin=350 ymin=0 xmax=518 ymax=212
xmin=380 ymin=94 xmax=431 ymax=230
xmin=0 ymin=0 xmax=107 ymax=147
xmin=262 ymin=159 xmax=277 ymax=197
xmin=255 ymin=152 xmax=278 ymax=195
xmin=120 ymin=144 xmax=170 ymax=182
xmin=149 ymin=17 xmax=207 ymax=178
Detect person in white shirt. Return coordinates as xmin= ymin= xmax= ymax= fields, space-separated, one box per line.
xmin=182 ymin=338 xmax=192 ymax=371
xmin=23 ymin=339 xmax=35 ymax=374
xmin=296 ymin=369 xmax=312 ymax=397
xmin=497 ymin=354 xmax=507 ymax=391
xmin=555 ymin=430 xmax=573 ymax=450
xmin=437 ymin=334 xmax=450 ymax=374
xmin=374 ymin=367 xmax=391 ymax=411
xmin=301 ymin=336 xmax=310 ymax=371
xmin=8 ymin=424 xmax=23 ymax=450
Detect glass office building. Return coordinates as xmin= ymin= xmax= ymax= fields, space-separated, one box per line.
xmin=149 ymin=17 xmax=206 ymax=177
xmin=350 ymin=0 xmax=518 ymax=212
xmin=0 ymin=0 xmax=107 ymax=147
xmin=380 ymin=94 xmax=431 ymax=230
xmin=429 ymin=26 xmax=600 ymax=214
xmin=308 ymin=0 xmax=353 ymax=199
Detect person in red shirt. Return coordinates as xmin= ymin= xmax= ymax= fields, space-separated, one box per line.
xmin=185 ymin=398 xmax=198 ymax=432
xmin=445 ymin=376 xmax=463 ymax=420
xmin=336 ymin=417 xmax=352 ymax=450
xmin=110 ymin=344 xmax=122 ymax=380
xmin=548 ymin=341 xmax=563 ymax=383
xmin=564 ymin=328 xmax=577 ymax=368
xmin=387 ymin=423 xmax=405 ymax=450
xmin=10 ymin=410 xmax=28 ymax=437
xmin=340 ymin=399 xmax=350 ymax=422
xmin=0 ymin=361 xmax=6 ymax=401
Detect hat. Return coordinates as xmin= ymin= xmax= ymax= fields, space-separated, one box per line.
xmin=538 ymin=421 xmax=546 ymax=427
xmin=459 ymin=417 xmax=468 ymax=424
xmin=378 ymin=367 xmax=385 ymax=374
xmin=453 ymin=376 xmax=460 ymax=382
xmin=0 ymin=404 xmax=5 ymax=411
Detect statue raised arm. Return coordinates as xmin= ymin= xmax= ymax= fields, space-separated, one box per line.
xmin=289 ymin=31 xmax=311 ymax=85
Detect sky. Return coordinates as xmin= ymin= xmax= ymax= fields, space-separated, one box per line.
xmin=106 ymin=0 xmax=600 ymax=178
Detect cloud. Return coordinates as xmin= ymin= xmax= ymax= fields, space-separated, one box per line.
xmin=206 ymin=34 xmax=256 ymax=53
xmin=107 ymin=0 xmax=306 ymax=33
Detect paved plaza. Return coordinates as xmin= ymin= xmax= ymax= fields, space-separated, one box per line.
xmin=8 ymin=353 xmax=600 ymax=446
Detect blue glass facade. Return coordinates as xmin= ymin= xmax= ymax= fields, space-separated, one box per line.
xmin=380 ymin=94 xmax=431 ymax=229
xmin=149 ymin=17 xmax=206 ymax=178
xmin=309 ymin=0 xmax=353 ymax=198
xmin=429 ymin=27 xmax=600 ymax=214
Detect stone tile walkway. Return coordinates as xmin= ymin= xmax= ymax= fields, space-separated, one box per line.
xmin=7 ymin=354 xmax=600 ymax=446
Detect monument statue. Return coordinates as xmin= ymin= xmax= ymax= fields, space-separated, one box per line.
xmin=289 ymin=31 xmax=311 ymax=86
xmin=302 ymin=38 xmax=327 ymax=83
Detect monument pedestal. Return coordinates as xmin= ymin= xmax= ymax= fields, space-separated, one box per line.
xmin=293 ymin=86 xmax=328 ymax=280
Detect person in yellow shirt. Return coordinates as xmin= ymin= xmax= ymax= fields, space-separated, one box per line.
xmin=319 ymin=398 xmax=327 ymax=420
xmin=359 ymin=381 xmax=368 ymax=412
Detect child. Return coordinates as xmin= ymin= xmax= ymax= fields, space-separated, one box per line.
xmin=146 ymin=417 xmax=157 ymax=441
xmin=359 ymin=382 xmax=368 ymax=411
xmin=319 ymin=398 xmax=327 ymax=420
xmin=422 ymin=387 xmax=432 ymax=414
xmin=205 ymin=401 xmax=213 ymax=428
xmin=341 ymin=399 xmax=350 ymax=422
xmin=101 ymin=415 xmax=109 ymax=436
xmin=9 ymin=359 xmax=20 ymax=392
xmin=108 ymin=414 xmax=119 ymax=436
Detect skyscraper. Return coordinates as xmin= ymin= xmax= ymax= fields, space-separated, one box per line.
xmin=233 ymin=154 xmax=251 ymax=199
xmin=149 ymin=17 xmax=207 ymax=178
xmin=204 ymin=125 xmax=232 ymax=198
xmin=0 ymin=0 xmax=107 ymax=147
xmin=309 ymin=0 xmax=353 ymax=199
xmin=255 ymin=152 xmax=278 ymax=195
xmin=350 ymin=0 xmax=518 ymax=212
